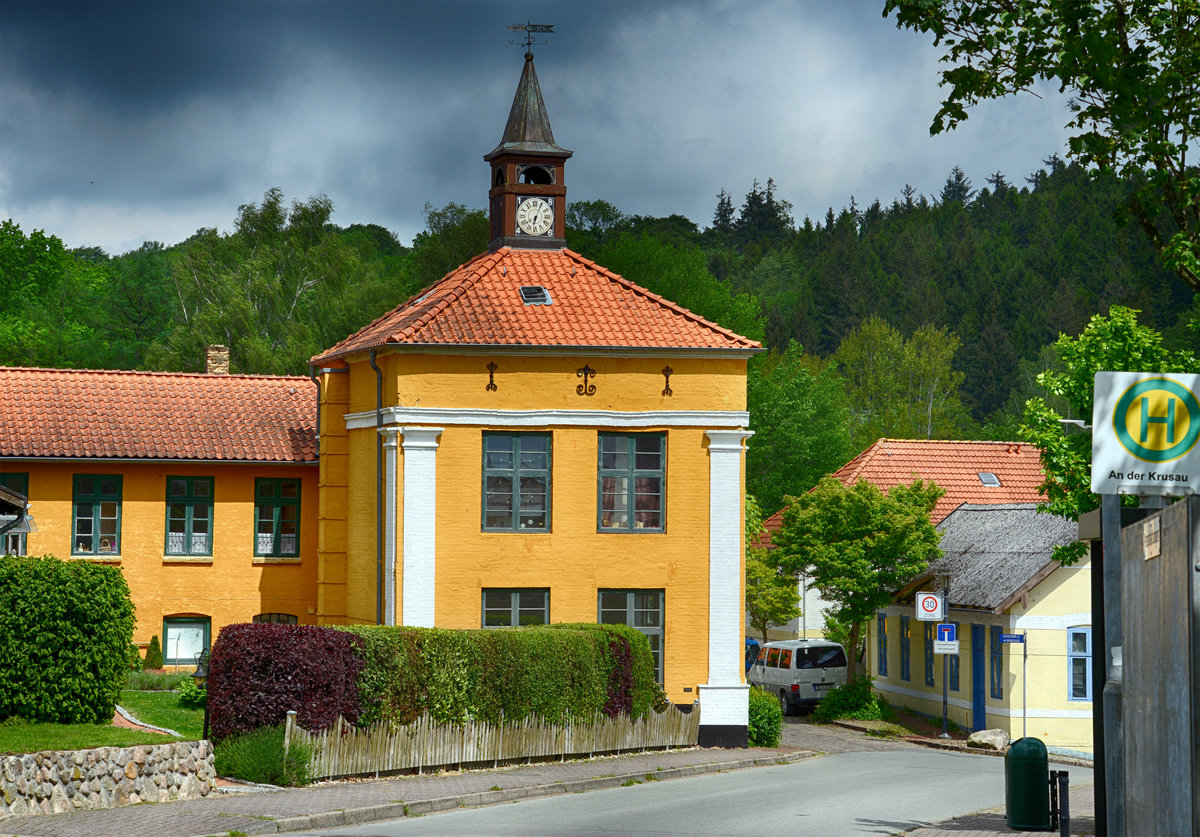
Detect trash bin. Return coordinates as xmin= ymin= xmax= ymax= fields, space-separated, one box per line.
xmin=1005 ymin=736 xmax=1051 ymax=830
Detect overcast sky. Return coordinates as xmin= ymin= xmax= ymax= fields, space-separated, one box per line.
xmin=0 ymin=0 xmax=1072 ymax=256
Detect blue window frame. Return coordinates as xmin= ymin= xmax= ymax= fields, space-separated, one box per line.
xmin=1068 ymin=626 xmax=1092 ymax=701
xmin=949 ymin=621 xmax=960 ymax=692
xmin=924 ymin=622 xmax=935 ymax=687
xmin=900 ymin=615 xmax=911 ymax=681
xmin=876 ymin=613 xmax=888 ymax=676
xmin=989 ymin=625 xmax=1003 ymax=699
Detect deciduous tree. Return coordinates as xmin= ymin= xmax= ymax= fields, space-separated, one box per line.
xmin=744 ymin=495 xmax=802 ymax=643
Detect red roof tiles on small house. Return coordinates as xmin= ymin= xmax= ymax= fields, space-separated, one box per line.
xmin=311 ymin=247 xmax=761 ymax=363
xmin=0 ymin=367 xmax=316 ymax=462
xmin=760 ymin=438 xmax=1046 ymax=544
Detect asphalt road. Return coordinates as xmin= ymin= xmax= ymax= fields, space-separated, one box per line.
xmin=286 ymin=718 xmax=1093 ymax=837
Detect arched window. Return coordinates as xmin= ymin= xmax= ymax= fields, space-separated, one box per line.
xmin=518 ymin=165 xmax=553 ymax=185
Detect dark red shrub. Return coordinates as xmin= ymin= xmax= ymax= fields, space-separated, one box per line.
xmin=207 ymin=623 xmax=363 ymax=741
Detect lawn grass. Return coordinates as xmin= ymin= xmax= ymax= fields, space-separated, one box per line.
xmin=0 ymin=720 xmax=171 ymax=755
xmin=118 ymin=690 xmax=204 ymax=740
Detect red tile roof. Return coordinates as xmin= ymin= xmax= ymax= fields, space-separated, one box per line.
xmin=312 ymin=247 xmax=761 ymax=363
xmin=760 ymin=439 xmax=1045 ymax=544
xmin=0 ymin=367 xmax=316 ymax=462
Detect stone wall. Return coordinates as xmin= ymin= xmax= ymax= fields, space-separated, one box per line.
xmin=1 ymin=740 xmax=215 ymax=816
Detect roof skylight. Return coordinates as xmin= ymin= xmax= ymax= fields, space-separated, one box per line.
xmin=978 ymin=472 xmax=1001 ymax=487
xmin=519 ymin=285 xmax=553 ymax=305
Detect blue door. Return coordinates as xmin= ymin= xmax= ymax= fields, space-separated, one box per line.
xmin=971 ymin=624 xmax=985 ymax=731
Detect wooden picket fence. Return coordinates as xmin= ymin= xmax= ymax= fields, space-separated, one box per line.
xmin=284 ymin=708 xmax=700 ymax=781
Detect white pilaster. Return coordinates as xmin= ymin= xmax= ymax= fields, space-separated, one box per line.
xmin=400 ymin=427 xmax=443 ymax=628
xmin=700 ymin=429 xmax=753 ymax=728
xmin=379 ymin=428 xmax=400 ymax=626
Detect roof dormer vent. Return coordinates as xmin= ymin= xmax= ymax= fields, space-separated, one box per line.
xmin=519 ymin=285 xmax=552 ymax=305
xmin=978 ymin=472 xmax=1001 ymax=487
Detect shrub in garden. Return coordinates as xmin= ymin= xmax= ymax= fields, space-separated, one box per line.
xmin=144 ymin=634 xmax=164 ymax=670
xmin=128 ymin=642 xmax=143 ymax=670
xmin=811 ymin=676 xmax=891 ymax=723
xmin=748 ymin=686 xmax=782 ymax=747
xmin=207 ymin=623 xmax=363 ymax=741
xmin=213 ymin=724 xmax=312 ymax=786
xmin=0 ymin=554 xmax=135 ymax=724
xmin=177 ymin=675 xmax=207 ymax=709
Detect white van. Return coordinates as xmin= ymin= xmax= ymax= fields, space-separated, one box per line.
xmin=747 ymin=639 xmax=848 ymax=714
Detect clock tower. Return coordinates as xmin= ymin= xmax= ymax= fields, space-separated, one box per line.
xmin=485 ymin=51 xmax=572 ymax=251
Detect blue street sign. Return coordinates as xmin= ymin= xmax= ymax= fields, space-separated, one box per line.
xmin=1000 ymin=633 xmax=1025 ymax=644
xmin=937 ymin=623 xmax=956 ymax=642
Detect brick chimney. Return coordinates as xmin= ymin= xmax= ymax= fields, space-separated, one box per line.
xmin=205 ymin=345 xmax=230 ymax=375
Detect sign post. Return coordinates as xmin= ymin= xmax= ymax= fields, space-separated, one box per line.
xmin=1001 ymin=632 xmax=1028 ymax=737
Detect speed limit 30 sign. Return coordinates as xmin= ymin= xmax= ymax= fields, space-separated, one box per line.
xmin=916 ymin=592 xmax=944 ymax=621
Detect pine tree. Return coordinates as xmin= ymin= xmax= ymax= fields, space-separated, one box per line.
xmin=144 ymin=635 xmax=164 ymax=670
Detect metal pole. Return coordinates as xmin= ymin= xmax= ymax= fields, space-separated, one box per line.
xmin=1023 ymin=630 xmax=1028 ymax=739
xmin=801 ymin=573 xmax=807 ymax=639
xmin=1101 ymin=493 xmax=1125 ymax=837
xmin=941 ymin=575 xmax=949 ymax=738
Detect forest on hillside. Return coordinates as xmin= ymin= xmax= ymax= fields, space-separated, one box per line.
xmin=2 ymin=158 xmax=1195 ymax=512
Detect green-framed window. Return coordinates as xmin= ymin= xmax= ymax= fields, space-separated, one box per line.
xmin=482 ymin=589 xmax=550 ymax=627
xmin=598 ymin=433 xmax=664 ymax=532
xmin=482 ymin=433 xmax=550 ymax=531
xmin=165 ymin=476 xmax=213 ymax=555
xmin=877 ymin=613 xmax=888 ymax=676
xmin=599 ymin=589 xmax=664 ymax=682
xmin=163 ymin=616 xmax=210 ymax=666
xmin=253 ymin=613 xmax=298 ymax=625
xmin=0 ymin=472 xmax=29 ymax=556
xmin=255 ymin=478 xmax=300 ymax=557
xmin=72 ymin=474 xmax=121 ymax=556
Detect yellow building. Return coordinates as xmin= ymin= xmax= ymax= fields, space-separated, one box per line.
xmin=873 ymin=502 xmax=1093 ymax=755
xmin=0 ymin=358 xmax=320 ymax=665
xmin=309 ymin=51 xmax=760 ymax=746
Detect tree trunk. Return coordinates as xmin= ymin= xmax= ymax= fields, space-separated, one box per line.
xmin=846 ymin=620 xmax=864 ymax=684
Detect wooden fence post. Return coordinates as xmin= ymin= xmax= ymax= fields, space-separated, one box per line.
xmin=284 ymin=710 xmax=298 ymax=757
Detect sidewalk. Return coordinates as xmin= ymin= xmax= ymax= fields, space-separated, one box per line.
xmin=0 ymin=735 xmax=1096 ymax=837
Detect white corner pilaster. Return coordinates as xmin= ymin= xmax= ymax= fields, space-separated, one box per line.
xmin=699 ymin=429 xmax=753 ymax=733
xmin=379 ymin=427 xmax=400 ymax=626
xmin=400 ymin=427 xmax=443 ymax=628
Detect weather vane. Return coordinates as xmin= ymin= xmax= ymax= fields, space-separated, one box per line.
xmin=509 ymin=21 xmax=554 ymax=52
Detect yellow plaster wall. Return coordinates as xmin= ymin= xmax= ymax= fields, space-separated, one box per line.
xmin=869 ymin=562 xmax=1094 ymax=754
xmin=13 ymin=460 xmax=319 ymax=650
xmin=325 ymin=349 xmax=749 ymax=704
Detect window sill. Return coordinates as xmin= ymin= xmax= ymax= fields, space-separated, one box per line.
xmin=253 ymin=556 xmax=302 ymax=565
xmin=163 ymin=555 xmax=214 ymax=564
xmin=71 ymin=554 xmax=121 ymax=563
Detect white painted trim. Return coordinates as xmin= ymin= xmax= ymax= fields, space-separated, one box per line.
xmin=345 ymin=407 xmax=750 ymax=431
xmin=697 ymin=683 xmax=749 ymax=726
xmin=1011 ymin=612 xmax=1092 ymax=630
xmin=380 ymin=428 xmax=400 ymax=627
xmin=703 ymin=430 xmax=752 ymax=691
xmin=874 ymin=681 xmax=1092 ymax=718
xmin=400 ymin=427 xmax=443 ymax=628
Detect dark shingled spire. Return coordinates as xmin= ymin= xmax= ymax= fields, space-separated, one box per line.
xmin=485 ymin=52 xmax=572 ymax=159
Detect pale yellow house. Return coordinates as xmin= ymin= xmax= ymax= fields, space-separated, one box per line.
xmin=873 ymin=503 xmax=1092 ymax=754
xmin=309 ymin=51 xmax=761 ymax=745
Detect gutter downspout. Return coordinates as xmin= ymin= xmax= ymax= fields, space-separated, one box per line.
xmin=307 ymin=365 xmax=321 ymax=443
xmin=369 ymin=350 xmax=384 ymax=626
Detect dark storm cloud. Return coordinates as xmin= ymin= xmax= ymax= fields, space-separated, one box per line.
xmin=0 ymin=0 xmax=1069 ymax=256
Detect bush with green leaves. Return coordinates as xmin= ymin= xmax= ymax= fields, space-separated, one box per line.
xmin=747 ymin=686 xmax=782 ymax=746
xmin=177 ymin=676 xmax=207 ymax=709
xmin=144 ymin=635 xmax=164 ymax=670
xmin=812 ymin=676 xmax=891 ymax=723
xmin=346 ymin=624 xmax=658 ymax=728
xmin=0 ymin=554 xmax=135 ymax=724
xmin=213 ymin=724 xmax=312 ymax=786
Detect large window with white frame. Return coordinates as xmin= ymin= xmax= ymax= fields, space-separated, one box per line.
xmin=1068 ymin=626 xmax=1091 ymax=701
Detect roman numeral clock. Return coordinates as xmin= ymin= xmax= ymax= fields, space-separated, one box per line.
xmin=516 ymin=196 xmax=555 ymax=237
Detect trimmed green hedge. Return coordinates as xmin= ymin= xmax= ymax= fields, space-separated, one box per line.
xmin=0 ymin=555 xmax=135 ymax=724
xmin=344 ymin=624 xmax=658 ymax=727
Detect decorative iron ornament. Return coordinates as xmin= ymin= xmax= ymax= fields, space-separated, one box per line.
xmin=576 ymin=364 xmax=596 ymax=396
xmin=662 ymin=366 xmax=674 ymax=397
xmin=486 ymin=362 xmax=498 ymax=392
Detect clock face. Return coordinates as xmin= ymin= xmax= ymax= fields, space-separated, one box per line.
xmin=516 ymin=197 xmax=554 ymax=236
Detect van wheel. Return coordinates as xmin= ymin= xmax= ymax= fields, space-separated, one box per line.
xmin=778 ymin=690 xmax=792 ymax=716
